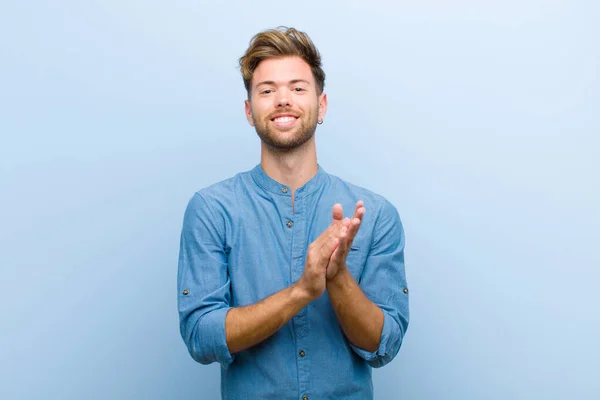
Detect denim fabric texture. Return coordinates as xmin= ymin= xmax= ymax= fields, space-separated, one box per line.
xmin=178 ymin=164 xmax=409 ymax=400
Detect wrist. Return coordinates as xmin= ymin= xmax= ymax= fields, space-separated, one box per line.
xmin=292 ymin=280 xmax=317 ymax=303
xmin=327 ymin=265 xmax=352 ymax=288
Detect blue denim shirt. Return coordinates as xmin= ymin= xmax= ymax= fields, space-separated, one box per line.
xmin=178 ymin=164 xmax=409 ymax=400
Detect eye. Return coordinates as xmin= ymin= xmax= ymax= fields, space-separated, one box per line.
xmin=261 ymin=89 xmax=273 ymax=95
xmin=293 ymin=87 xmax=305 ymax=92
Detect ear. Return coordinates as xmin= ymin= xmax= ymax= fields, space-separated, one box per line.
xmin=318 ymin=92 xmax=328 ymax=122
xmin=244 ymin=99 xmax=254 ymax=126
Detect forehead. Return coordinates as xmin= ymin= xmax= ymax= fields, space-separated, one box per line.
xmin=252 ymin=56 xmax=314 ymax=86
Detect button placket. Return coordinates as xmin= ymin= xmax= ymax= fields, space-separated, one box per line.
xmin=290 ymin=195 xmax=310 ymax=397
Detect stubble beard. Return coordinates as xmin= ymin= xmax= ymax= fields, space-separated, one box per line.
xmin=252 ymin=107 xmax=319 ymax=152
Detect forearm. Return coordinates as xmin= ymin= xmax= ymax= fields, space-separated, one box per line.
xmin=327 ymin=268 xmax=384 ymax=353
xmin=225 ymin=282 xmax=312 ymax=354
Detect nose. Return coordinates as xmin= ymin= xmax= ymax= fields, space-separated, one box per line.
xmin=275 ymin=90 xmax=292 ymax=108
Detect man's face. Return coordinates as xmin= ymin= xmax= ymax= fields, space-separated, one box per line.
xmin=245 ymin=56 xmax=327 ymax=151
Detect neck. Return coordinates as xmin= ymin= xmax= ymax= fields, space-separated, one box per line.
xmin=260 ymin=138 xmax=318 ymax=193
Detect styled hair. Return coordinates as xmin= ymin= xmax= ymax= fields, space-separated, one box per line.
xmin=239 ymin=26 xmax=326 ymax=97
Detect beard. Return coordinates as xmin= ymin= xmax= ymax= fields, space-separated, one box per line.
xmin=252 ymin=106 xmax=319 ymax=152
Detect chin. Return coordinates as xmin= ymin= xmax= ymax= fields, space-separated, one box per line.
xmin=260 ymin=133 xmax=314 ymax=152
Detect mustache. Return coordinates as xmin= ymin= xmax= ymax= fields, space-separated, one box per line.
xmin=268 ymin=109 xmax=300 ymax=119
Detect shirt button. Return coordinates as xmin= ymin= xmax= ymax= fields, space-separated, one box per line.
xmin=286 ymin=220 xmax=293 ymax=228
xmin=299 ymin=350 xmax=305 ymax=357
xmin=182 ymin=289 xmax=189 ymax=295
xmin=281 ymin=187 xmax=288 ymax=193
xmin=403 ymin=287 xmax=409 ymax=294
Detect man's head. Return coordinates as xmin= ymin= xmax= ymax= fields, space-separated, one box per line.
xmin=239 ymin=27 xmax=328 ymax=152
xmin=239 ymin=27 xmax=326 ymax=98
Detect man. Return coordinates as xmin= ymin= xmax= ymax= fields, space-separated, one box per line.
xmin=178 ymin=26 xmax=409 ymax=400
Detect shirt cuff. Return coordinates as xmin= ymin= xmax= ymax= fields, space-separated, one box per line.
xmin=200 ymin=307 xmax=235 ymax=369
xmin=349 ymin=310 xmax=401 ymax=368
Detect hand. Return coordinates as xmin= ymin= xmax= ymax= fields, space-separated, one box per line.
xmin=326 ymin=201 xmax=365 ymax=280
xmin=297 ymin=220 xmax=342 ymax=300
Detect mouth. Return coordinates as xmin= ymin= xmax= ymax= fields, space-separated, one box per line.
xmin=270 ymin=114 xmax=299 ymax=129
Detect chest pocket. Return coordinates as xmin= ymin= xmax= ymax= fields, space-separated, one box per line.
xmin=345 ymin=246 xmax=367 ymax=282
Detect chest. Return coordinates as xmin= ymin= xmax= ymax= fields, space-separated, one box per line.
xmin=223 ymin=195 xmax=370 ymax=306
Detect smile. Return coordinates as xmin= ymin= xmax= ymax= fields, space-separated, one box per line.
xmin=271 ymin=115 xmax=298 ymax=128
xmin=273 ymin=116 xmax=296 ymax=123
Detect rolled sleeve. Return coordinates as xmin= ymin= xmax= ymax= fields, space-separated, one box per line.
xmin=352 ymin=199 xmax=410 ymax=368
xmin=349 ymin=310 xmax=404 ymax=368
xmin=178 ymin=192 xmax=235 ymax=368
xmin=185 ymin=306 xmax=234 ymax=367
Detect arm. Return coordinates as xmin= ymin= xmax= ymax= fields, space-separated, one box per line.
xmin=227 ymin=219 xmax=343 ymax=353
xmin=327 ymin=200 xmax=409 ymax=367
xmin=327 ymin=268 xmax=384 ymax=352
xmin=178 ymin=193 xmax=233 ymax=366
xmin=326 ymin=201 xmax=383 ymax=352
xmin=225 ymin=284 xmax=310 ymax=354
xmin=178 ymin=193 xmax=342 ymax=365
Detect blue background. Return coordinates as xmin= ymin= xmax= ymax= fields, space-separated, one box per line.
xmin=1 ymin=1 xmax=598 ymax=399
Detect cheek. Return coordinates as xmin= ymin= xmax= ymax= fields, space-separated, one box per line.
xmin=252 ymin=110 xmax=266 ymax=124
xmin=250 ymin=102 xmax=269 ymax=119
xmin=301 ymin=98 xmax=319 ymax=114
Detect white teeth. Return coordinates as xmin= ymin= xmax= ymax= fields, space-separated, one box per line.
xmin=274 ymin=116 xmax=295 ymax=123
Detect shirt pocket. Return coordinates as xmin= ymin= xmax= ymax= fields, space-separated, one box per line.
xmin=345 ymin=246 xmax=366 ymax=282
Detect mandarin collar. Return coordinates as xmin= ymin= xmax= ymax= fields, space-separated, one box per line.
xmin=251 ymin=163 xmax=328 ymax=196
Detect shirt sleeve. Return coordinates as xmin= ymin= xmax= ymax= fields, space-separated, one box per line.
xmin=349 ymin=199 xmax=410 ymax=368
xmin=177 ymin=192 xmax=234 ymax=368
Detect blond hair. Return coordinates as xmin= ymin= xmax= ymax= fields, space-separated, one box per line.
xmin=239 ymin=26 xmax=326 ymax=97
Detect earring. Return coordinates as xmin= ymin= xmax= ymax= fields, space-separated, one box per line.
xmin=317 ymin=118 xmax=323 ymax=125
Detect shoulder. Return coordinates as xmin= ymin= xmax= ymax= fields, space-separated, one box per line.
xmin=325 ymin=172 xmax=400 ymax=220
xmin=189 ymin=169 xmax=253 ymax=211
xmin=193 ymin=171 xmax=252 ymax=207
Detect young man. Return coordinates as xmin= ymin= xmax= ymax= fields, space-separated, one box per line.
xmin=178 ymin=27 xmax=409 ymax=400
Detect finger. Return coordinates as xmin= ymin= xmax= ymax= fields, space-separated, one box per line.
xmin=337 ymin=225 xmax=350 ymax=254
xmin=354 ymin=200 xmax=364 ymax=215
xmin=331 ymin=225 xmax=353 ymax=265
xmin=325 ymin=218 xmax=342 ymax=236
xmin=354 ymin=208 xmax=364 ymax=225
xmin=350 ymin=201 xmax=362 ymax=219
xmin=352 ymin=203 xmax=365 ymax=222
xmin=331 ymin=203 xmax=344 ymax=223
xmin=321 ymin=221 xmax=342 ymax=247
xmin=347 ymin=217 xmax=362 ymax=241
xmin=320 ymin=234 xmax=340 ymax=258
xmin=342 ymin=213 xmax=364 ymax=247
xmin=311 ymin=223 xmax=337 ymax=253
xmin=328 ymin=220 xmax=343 ymax=239
xmin=349 ymin=205 xmax=365 ymax=235
xmin=330 ymin=244 xmax=342 ymax=264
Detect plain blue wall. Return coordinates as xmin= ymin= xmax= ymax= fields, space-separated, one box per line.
xmin=1 ymin=1 xmax=598 ymax=399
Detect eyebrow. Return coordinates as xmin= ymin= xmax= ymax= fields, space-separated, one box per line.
xmin=255 ymin=79 xmax=311 ymax=88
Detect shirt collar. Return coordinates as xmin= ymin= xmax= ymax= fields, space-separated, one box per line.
xmin=250 ymin=163 xmax=328 ymax=196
